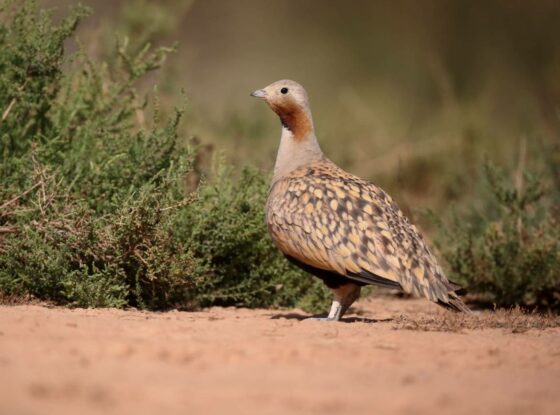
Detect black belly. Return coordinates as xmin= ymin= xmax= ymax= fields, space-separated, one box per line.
xmin=284 ymin=255 xmax=403 ymax=291
xmin=284 ymin=255 xmax=365 ymax=289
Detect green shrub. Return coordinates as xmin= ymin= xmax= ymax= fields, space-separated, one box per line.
xmin=433 ymin=161 xmax=560 ymax=310
xmin=176 ymin=164 xmax=330 ymax=309
xmin=0 ymin=0 xmax=328 ymax=312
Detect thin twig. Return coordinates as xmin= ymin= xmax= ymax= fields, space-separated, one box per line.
xmin=0 ymin=181 xmax=42 ymax=212
xmin=160 ymin=196 xmax=196 ymax=212
xmin=1 ymin=97 xmax=17 ymax=123
xmin=0 ymin=79 xmax=28 ymax=126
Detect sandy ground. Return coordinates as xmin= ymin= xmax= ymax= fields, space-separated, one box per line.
xmin=1 ymin=297 xmax=559 ymax=415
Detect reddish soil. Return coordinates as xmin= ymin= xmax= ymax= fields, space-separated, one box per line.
xmin=1 ymin=297 xmax=559 ymax=415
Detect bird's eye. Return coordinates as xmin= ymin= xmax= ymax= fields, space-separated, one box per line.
xmin=281 ymin=87 xmax=289 ymax=94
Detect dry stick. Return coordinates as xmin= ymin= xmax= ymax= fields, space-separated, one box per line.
xmin=0 ymin=225 xmax=17 ymax=234
xmin=0 ymin=79 xmax=28 ymax=126
xmin=1 ymin=97 xmax=17 ymax=123
xmin=0 ymin=181 xmax=43 ymax=212
xmin=30 ymin=144 xmax=49 ymax=216
xmin=160 ymin=195 xmax=197 ymax=212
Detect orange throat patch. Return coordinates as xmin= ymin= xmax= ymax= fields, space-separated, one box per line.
xmin=272 ymin=102 xmax=312 ymax=141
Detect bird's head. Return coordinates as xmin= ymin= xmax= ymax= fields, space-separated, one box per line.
xmin=251 ymin=79 xmax=314 ymax=140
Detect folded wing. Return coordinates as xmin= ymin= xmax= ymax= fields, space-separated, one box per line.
xmin=267 ymin=162 xmax=468 ymax=311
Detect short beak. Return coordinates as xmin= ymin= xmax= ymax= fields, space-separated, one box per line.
xmin=250 ymin=89 xmax=266 ymax=98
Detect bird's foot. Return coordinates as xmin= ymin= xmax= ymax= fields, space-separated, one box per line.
xmin=304 ymin=299 xmax=352 ymax=322
xmin=306 ymin=316 xmax=335 ymax=322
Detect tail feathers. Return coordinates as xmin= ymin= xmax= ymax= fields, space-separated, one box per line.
xmin=437 ymin=293 xmax=472 ymax=313
xmin=447 ymin=279 xmax=467 ymax=296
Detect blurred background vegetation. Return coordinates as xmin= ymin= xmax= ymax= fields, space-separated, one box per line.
xmin=1 ymin=0 xmax=559 ymax=311
xmin=47 ymin=0 xmax=560 ymax=208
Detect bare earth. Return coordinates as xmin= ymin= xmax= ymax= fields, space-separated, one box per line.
xmin=1 ymin=297 xmax=559 ymax=415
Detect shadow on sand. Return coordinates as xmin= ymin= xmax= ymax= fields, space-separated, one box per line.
xmin=269 ymin=312 xmax=392 ymax=324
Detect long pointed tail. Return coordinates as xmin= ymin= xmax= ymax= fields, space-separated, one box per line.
xmin=437 ymin=278 xmax=471 ymax=313
xmin=438 ymin=291 xmax=472 ymax=313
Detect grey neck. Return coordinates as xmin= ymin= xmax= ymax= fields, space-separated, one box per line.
xmin=272 ymin=127 xmax=324 ymax=184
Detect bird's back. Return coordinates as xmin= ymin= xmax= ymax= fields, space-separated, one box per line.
xmin=266 ymin=158 xmax=469 ymax=312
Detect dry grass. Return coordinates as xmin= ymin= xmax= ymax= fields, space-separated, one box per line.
xmin=392 ymin=307 xmax=560 ymax=333
xmin=0 ymin=292 xmax=48 ymax=307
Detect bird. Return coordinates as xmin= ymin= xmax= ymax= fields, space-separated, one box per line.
xmin=250 ymin=80 xmax=470 ymax=321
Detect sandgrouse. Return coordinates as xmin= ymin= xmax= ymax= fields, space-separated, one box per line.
xmin=251 ymin=80 xmax=469 ymax=321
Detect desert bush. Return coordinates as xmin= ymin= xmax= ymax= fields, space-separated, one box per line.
xmin=176 ymin=164 xmax=330 ymax=309
xmin=432 ymin=160 xmax=560 ymax=310
xmin=0 ymin=0 xmax=328 ymax=311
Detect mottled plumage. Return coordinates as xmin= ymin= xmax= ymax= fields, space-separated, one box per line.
xmin=251 ymin=80 xmax=469 ymax=320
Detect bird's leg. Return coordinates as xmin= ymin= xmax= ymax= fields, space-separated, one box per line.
xmin=309 ymin=283 xmax=361 ymax=321
xmin=329 ymin=283 xmax=361 ymax=320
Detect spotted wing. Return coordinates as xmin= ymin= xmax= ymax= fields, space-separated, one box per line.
xmin=266 ymin=163 xmax=466 ymax=309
